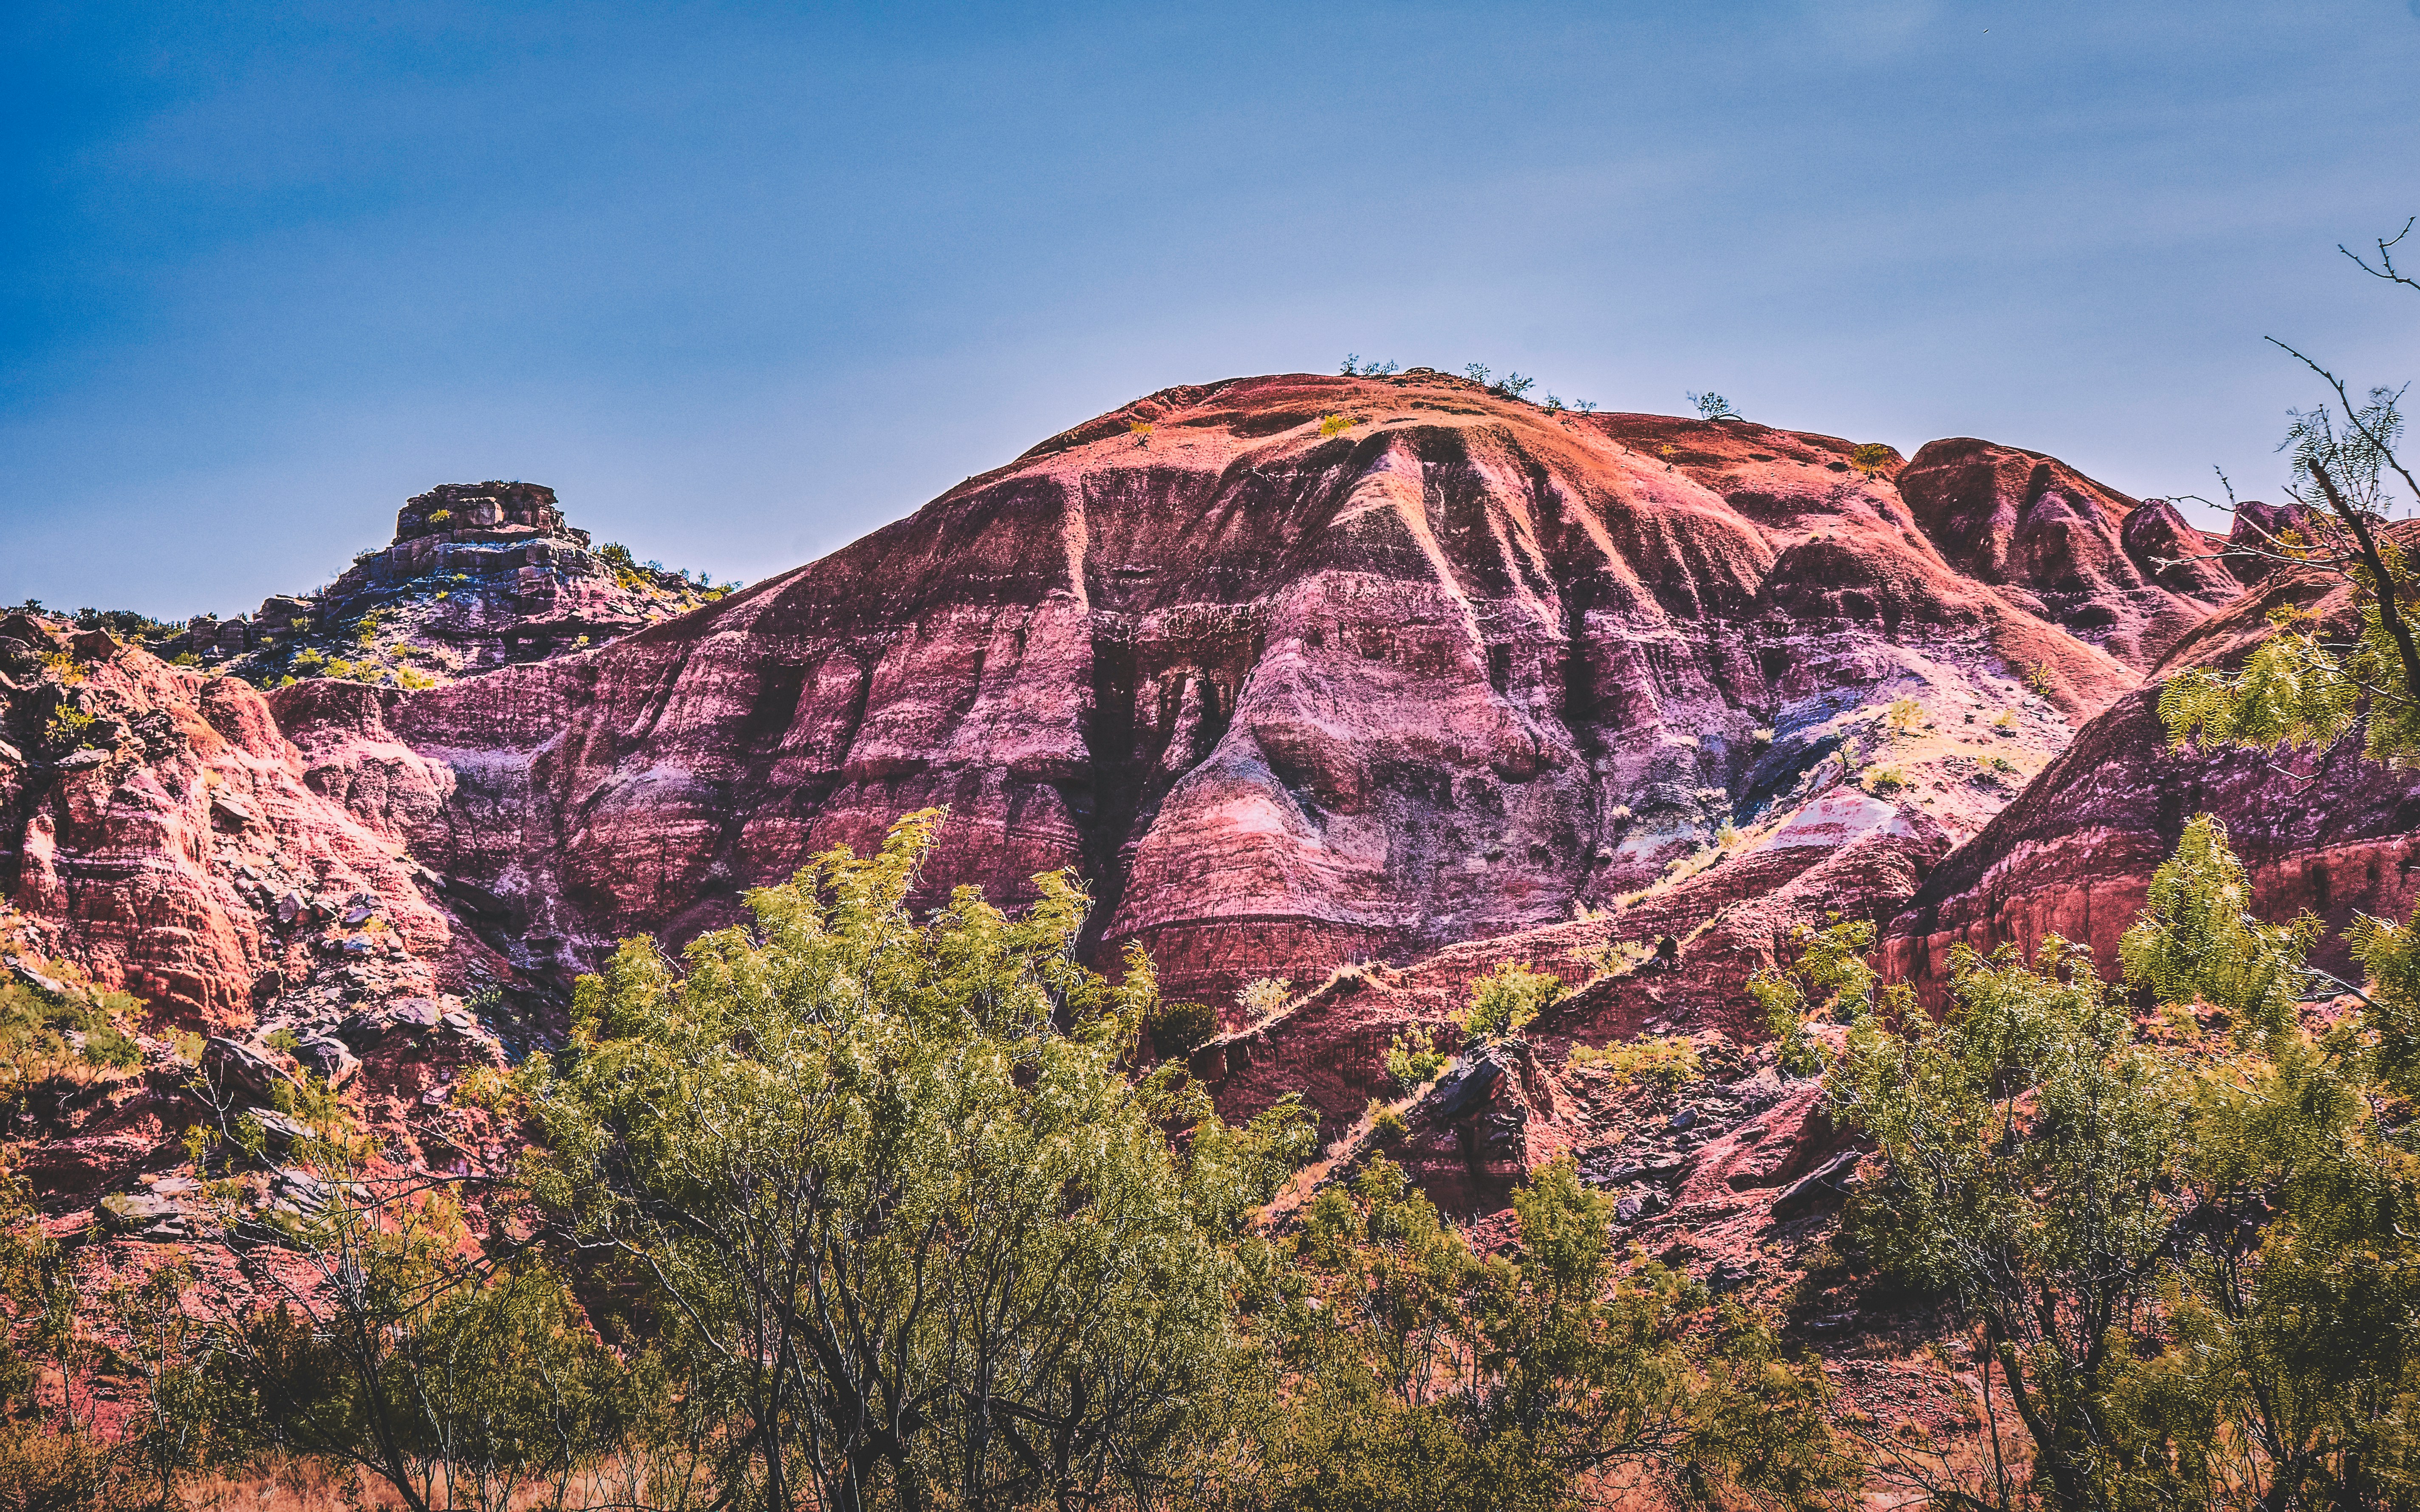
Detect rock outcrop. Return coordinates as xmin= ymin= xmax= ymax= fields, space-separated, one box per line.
xmin=1881 ymin=537 xmax=2418 ymax=999
xmin=1897 ymin=438 xmax=2239 ymax=671
xmin=167 ymin=483 xmax=721 ymax=687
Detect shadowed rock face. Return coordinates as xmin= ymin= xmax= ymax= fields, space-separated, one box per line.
xmin=267 ymin=372 xmax=2236 ymax=1006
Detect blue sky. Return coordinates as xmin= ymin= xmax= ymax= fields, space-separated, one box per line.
xmin=6 ymin=1 xmax=2419 ymax=618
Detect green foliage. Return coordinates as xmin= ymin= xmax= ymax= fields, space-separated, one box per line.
xmin=1747 ymin=916 xmax=1889 ymax=1078
xmin=2027 ymin=660 xmax=2055 ymax=698
xmin=44 ymin=705 xmax=96 ymax=750
xmin=0 ymin=970 xmax=146 ymax=1109
xmin=517 ymin=810 xmax=1318 ymax=1510
xmin=1886 ymin=694 xmax=1925 ymax=734
xmin=1848 ymin=442 xmax=1896 ymax=476
xmin=1453 ymin=963 xmax=1559 ymax=1044
xmin=1149 ymin=996 xmax=1219 ymax=1058
xmin=1687 ymin=390 xmax=1736 ymax=421
xmin=1251 ymin=1157 xmax=1847 ymax=1510
xmin=1830 ymin=936 xmax=2185 ymax=1507
xmin=1567 ymin=1033 xmax=1701 ymax=1091
xmin=170 ymin=651 xmax=200 ymax=667
xmin=2119 ymin=813 xmax=2324 ymax=1044
xmin=1367 ymin=1100 xmax=1408 ymax=1143
xmin=2158 ymin=604 xmax=2373 ymax=757
xmin=1236 ymin=975 xmax=1292 ymax=1022
xmin=73 ymin=606 xmax=180 ymax=641
xmin=1383 ymin=1025 xmax=1448 ymax=1090
xmin=1316 ymin=413 xmax=1354 ymax=439
xmin=1864 ymin=765 xmax=1906 ymax=795
xmin=1825 ymin=814 xmax=2420 ymax=1509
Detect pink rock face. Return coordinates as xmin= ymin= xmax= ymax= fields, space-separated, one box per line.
xmin=266 ymin=373 xmax=2214 ymax=1007
xmin=1898 ymin=438 xmax=2240 ymax=671
xmin=0 ymin=637 xmax=456 ymax=1028
xmin=1881 ymin=543 xmax=2420 ymax=1000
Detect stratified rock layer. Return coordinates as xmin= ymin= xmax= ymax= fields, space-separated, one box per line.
xmin=270 ymin=372 xmax=2238 ymax=1007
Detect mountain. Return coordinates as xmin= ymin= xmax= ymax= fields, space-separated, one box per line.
xmin=262 ymin=370 xmax=2232 ymax=1017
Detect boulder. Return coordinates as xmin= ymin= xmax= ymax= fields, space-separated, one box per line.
xmin=201 ymin=1037 xmax=293 ymax=1107
xmin=292 ymin=1035 xmax=362 ymax=1089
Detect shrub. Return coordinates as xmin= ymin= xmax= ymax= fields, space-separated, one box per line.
xmin=1147 ymin=998 xmax=1219 ymax=1059
xmin=1886 ymin=695 xmax=1925 ymax=735
xmin=427 ymin=508 xmax=452 ymax=525
xmin=1688 ymin=390 xmax=1738 ymax=421
xmin=1367 ymin=1101 xmax=1408 ymax=1143
xmin=79 ymin=1021 xmax=141 ymax=1071
xmin=1455 ymin=963 xmax=1560 ymax=1044
xmin=395 ymin=668 xmax=438 ymax=691
xmin=1383 ymin=1026 xmax=1448 ymax=1089
xmin=1317 ymin=413 xmax=1355 ymax=439
xmin=1750 ymin=725 xmax=1775 ymax=746
xmin=292 ymin=647 xmax=325 ymax=671
xmin=1993 ymin=708 xmax=2017 ymax=731
xmin=1569 ymin=1034 xmax=1702 ymax=1091
xmin=171 ymin=651 xmax=201 ymax=666
xmin=1235 ymin=976 xmax=1292 ymax=1023
xmin=264 ymin=1027 xmax=299 ymax=1053
xmin=2027 ymin=661 xmax=2056 ymax=697
xmin=1848 ymin=442 xmax=1897 ymax=476
xmin=44 ymin=707 xmax=96 ymax=750
xmin=1715 ymin=821 xmax=1739 ymax=847
xmin=1128 ymin=420 xmax=1155 ymax=442
xmin=1866 ymin=766 xmax=1908 ymax=795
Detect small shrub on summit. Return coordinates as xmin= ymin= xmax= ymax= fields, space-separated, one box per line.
xmin=1688 ymin=390 xmax=1738 ymax=421
xmin=1848 ymin=442 xmax=1896 ymax=476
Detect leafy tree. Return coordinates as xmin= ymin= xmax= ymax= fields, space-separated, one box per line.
xmin=515 ymin=809 xmax=1316 ymax=1512
xmin=1245 ymin=1157 xmax=1847 ymax=1510
xmin=2160 ymin=217 xmax=2420 ymax=764
xmin=1748 ymin=917 xmax=1888 ymax=1078
xmin=1826 ymin=814 xmax=2420 ymax=1510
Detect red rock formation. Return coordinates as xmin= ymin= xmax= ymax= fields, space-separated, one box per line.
xmin=1880 ymin=543 xmax=2418 ymax=999
xmin=0 ymin=618 xmax=465 ymax=1029
xmin=274 ymin=373 xmax=2207 ymax=1011
xmin=1898 ymin=438 xmax=2239 ymax=671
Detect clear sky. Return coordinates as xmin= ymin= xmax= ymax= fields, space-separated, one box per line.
xmin=7 ymin=1 xmax=2419 ymax=620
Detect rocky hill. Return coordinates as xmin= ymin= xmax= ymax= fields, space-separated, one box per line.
xmin=261 ymin=371 xmax=2235 ymax=1018
xmin=166 ymin=481 xmax=724 ymax=689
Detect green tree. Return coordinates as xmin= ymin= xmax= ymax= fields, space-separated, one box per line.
xmin=2160 ymin=217 xmax=2420 ymax=765
xmin=1247 ymin=1157 xmax=1846 ymax=1511
xmin=1826 ymin=815 xmax=2420 ymax=1509
xmin=516 ymin=809 xmax=1315 ymax=1512
xmin=1455 ymin=964 xmax=1560 ymax=1045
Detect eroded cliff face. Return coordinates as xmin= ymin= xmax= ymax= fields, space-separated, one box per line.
xmin=1881 ymin=540 xmax=2420 ymax=1000
xmin=264 ymin=371 xmax=2238 ymax=1012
